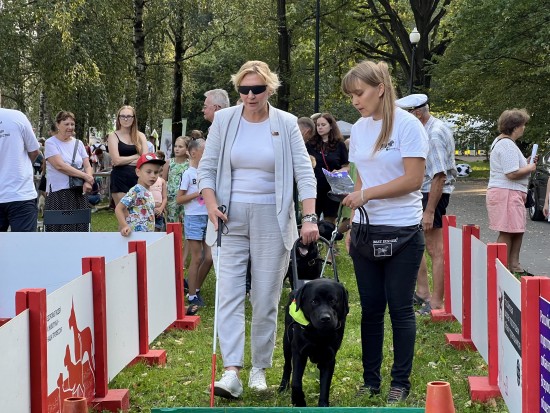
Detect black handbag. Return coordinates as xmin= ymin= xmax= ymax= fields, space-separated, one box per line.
xmin=525 ymin=190 xmax=535 ymax=209
xmin=350 ymin=206 xmax=421 ymax=261
xmin=68 ymin=140 xmax=85 ymax=190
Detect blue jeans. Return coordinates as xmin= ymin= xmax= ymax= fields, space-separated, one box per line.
xmin=350 ymin=229 xmax=424 ymax=390
xmin=0 ymin=199 xmax=38 ymax=232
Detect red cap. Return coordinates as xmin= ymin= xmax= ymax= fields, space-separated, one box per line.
xmin=136 ymin=153 xmax=166 ymax=169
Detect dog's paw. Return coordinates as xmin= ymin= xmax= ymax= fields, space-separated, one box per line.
xmin=291 ymin=389 xmax=307 ymax=407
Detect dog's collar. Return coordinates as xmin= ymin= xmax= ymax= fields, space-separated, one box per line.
xmin=289 ymin=300 xmax=310 ymax=326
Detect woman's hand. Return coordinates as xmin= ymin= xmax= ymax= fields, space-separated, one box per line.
xmin=343 ymin=189 xmax=367 ymax=210
xmin=84 ymin=173 xmax=94 ymax=185
xmin=82 ymin=182 xmax=92 ymax=194
xmin=300 ymin=221 xmax=319 ymax=245
xmin=120 ymin=225 xmax=131 ymax=237
xmin=207 ymin=205 xmax=227 ymax=231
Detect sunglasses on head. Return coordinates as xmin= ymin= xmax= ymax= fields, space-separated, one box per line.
xmin=237 ymin=85 xmax=267 ymax=95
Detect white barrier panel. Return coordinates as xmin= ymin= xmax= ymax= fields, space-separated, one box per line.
xmin=449 ymin=226 xmax=463 ymax=324
xmin=471 ymin=236 xmax=488 ymax=362
xmin=496 ymin=259 xmax=522 ymax=413
xmin=46 ymin=273 xmax=95 ymax=412
xmin=146 ymin=234 xmax=177 ymax=342
xmin=0 ymin=232 xmax=165 ymax=317
xmin=105 ymin=253 xmax=140 ymax=381
xmin=0 ymin=310 xmax=31 ymax=413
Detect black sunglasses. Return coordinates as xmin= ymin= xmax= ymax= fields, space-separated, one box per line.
xmin=237 ymin=85 xmax=267 ymax=95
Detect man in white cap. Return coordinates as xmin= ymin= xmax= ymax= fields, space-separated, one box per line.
xmin=395 ymin=94 xmax=457 ymax=315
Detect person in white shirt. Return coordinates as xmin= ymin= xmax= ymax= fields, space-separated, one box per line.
xmin=341 ymin=60 xmax=429 ymax=403
xmin=0 ymin=108 xmax=41 ymax=231
xmin=487 ymin=109 xmax=534 ymax=275
xmin=198 ymin=60 xmax=318 ymax=399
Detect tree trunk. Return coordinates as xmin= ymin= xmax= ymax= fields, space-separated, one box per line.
xmin=38 ymin=90 xmax=46 ymax=139
xmin=276 ymin=0 xmax=291 ymax=111
xmin=171 ymin=14 xmax=184 ymax=146
xmin=133 ymin=0 xmax=148 ymax=133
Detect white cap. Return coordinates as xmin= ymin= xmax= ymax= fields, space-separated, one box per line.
xmin=395 ymin=94 xmax=428 ymax=110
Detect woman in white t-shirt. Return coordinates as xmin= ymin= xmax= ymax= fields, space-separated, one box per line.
xmin=341 ymin=60 xmax=428 ymax=403
xmin=486 ymin=109 xmax=534 ymax=275
xmin=44 ymin=111 xmax=94 ymax=231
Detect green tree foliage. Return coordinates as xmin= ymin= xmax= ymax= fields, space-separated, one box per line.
xmin=432 ymin=0 xmax=550 ymax=145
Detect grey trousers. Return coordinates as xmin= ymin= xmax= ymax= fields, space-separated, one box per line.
xmin=214 ymin=202 xmax=290 ymax=368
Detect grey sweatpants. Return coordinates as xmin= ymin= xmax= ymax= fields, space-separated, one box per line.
xmin=214 ymin=201 xmax=290 ymax=368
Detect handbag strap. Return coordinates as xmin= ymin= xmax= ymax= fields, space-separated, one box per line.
xmin=490 ymin=136 xmax=513 ymax=152
xmin=356 ymin=206 xmax=370 ymax=243
xmin=320 ymin=147 xmax=330 ymax=170
xmin=71 ymin=139 xmax=80 ymax=165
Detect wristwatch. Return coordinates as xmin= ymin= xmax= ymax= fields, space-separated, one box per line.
xmin=301 ymin=214 xmax=318 ymax=224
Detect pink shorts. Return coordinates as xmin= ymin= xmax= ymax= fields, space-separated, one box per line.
xmin=486 ymin=187 xmax=526 ymax=233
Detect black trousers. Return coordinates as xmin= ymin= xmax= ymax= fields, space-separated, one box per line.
xmin=350 ymin=230 xmax=424 ymax=390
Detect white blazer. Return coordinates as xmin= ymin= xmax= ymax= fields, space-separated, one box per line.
xmin=198 ymin=103 xmax=317 ymax=250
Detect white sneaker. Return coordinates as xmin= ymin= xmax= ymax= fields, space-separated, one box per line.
xmin=213 ymin=370 xmax=243 ymax=399
xmin=248 ymin=367 xmax=267 ymax=391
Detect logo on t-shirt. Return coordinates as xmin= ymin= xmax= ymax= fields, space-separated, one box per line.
xmin=382 ymin=139 xmax=395 ymax=151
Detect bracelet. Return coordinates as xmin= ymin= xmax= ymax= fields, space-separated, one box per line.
xmin=360 ymin=189 xmax=365 ymax=203
xmin=301 ymin=213 xmax=318 ymax=224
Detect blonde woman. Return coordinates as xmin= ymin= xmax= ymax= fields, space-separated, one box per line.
xmin=198 ymin=60 xmax=318 ymax=399
xmin=341 ymin=60 xmax=428 ymax=403
xmin=107 ymin=106 xmax=148 ymax=206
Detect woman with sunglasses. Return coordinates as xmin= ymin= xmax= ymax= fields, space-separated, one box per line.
xmin=107 ymin=105 xmax=148 ymax=206
xmin=198 ymin=60 xmax=318 ymax=399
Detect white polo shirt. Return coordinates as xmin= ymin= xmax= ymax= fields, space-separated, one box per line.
xmin=0 ymin=108 xmax=39 ymax=203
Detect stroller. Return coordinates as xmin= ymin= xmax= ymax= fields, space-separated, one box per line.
xmin=289 ymin=191 xmax=348 ymax=290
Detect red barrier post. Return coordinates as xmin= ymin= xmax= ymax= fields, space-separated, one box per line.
xmin=128 ymin=241 xmax=166 ymax=366
xmin=432 ymin=215 xmax=456 ymax=322
xmin=82 ymin=257 xmax=129 ymax=412
xmin=167 ymin=223 xmax=200 ymax=330
xmin=15 ymin=288 xmax=47 ymax=413
xmin=468 ymin=243 xmax=505 ymax=401
xmin=446 ymin=224 xmax=477 ymax=350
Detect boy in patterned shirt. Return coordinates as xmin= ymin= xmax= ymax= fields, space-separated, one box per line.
xmin=115 ymin=153 xmax=166 ymax=236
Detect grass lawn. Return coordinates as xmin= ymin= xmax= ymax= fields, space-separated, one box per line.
xmin=92 ymin=210 xmax=508 ymax=412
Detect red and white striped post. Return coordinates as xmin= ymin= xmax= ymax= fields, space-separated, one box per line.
xmin=431 ymin=215 xmax=456 ymax=322
xmin=82 ymin=257 xmax=129 ymax=412
xmin=468 ymin=242 xmax=505 ymax=401
xmin=167 ymin=223 xmax=200 ymax=330
xmin=446 ymin=224 xmax=478 ymax=350
xmin=128 ymin=241 xmax=167 ymax=366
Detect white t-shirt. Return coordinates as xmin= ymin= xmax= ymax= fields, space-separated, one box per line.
xmin=230 ymin=118 xmax=276 ymax=204
xmin=45 ymin=137 xmax=89 ymax=193
xmin=179 ymin=166 xmax=206 ymax=215
xmin=488 ymin=137 xmax=528 ymax=192
xmin=0 ymin=108 xmax=39 ymax=203
xmin=349 ymin=108 xmax=429 ymax=226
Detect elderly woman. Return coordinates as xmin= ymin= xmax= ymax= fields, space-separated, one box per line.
xmin=44 ymin=111 xmax=94 ymax=231
xmin=198 ymin=60 xmax=318 ymax=399
xmin=486 ymin=109 xmax=535 ymax=275
xmin=107 ymin=105 xmax=148 ymax=206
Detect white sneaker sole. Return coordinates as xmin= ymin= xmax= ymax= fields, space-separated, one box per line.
xmin=213 ymin=384 xmax=242 ymax=399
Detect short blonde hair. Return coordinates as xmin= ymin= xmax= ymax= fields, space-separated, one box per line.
xmin=231 ymin=61 xmax=281 ymax=95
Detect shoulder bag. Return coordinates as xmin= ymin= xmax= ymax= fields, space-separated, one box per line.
xmin=68 ymin=140 xmax=85 ymax=190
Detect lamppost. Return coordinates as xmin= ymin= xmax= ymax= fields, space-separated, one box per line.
xmin=314 ymin=0 xmax=320 ymax=113
xmin=408 ymin=27 xmax=420 ymax=94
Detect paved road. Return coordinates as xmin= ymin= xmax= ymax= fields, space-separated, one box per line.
xmin=447 ymin=179 xmax=550 ymax=276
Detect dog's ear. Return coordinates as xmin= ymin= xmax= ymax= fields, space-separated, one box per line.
xmin=295 ymin=283 xmax=309 ymax=311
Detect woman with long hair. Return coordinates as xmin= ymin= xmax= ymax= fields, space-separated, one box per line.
xmin=306 ymin=112 xmax=348 ymax=223
xmin=107 ymin=105 xmax=148 ymax=206
xmin=341 ymin=60 xmax=428 ymax=403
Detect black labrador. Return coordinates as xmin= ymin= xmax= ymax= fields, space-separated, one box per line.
xmin=279 ymin=278 xmax=349 ymax=407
